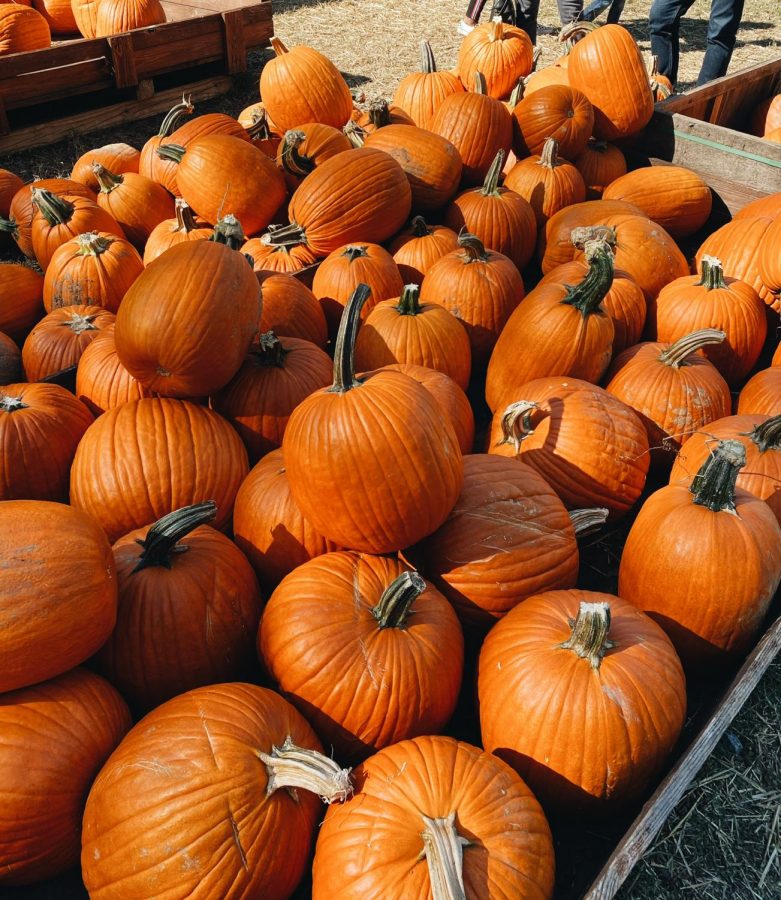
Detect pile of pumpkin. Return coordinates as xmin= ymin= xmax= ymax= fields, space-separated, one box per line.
xmin=1 ymin=18 xmax=781 ymax=899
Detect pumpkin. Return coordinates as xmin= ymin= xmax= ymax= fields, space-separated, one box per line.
xmin=444 ymin=150 xmax=537 ymax=271
xmin=485 ymin=231 xmax=615 ymax=412
xmin=512 ymin=83 xmax=594 ymax=160
xmin=70 ymin=143 xmax=140 ymax=192
xmin=0 ymin=332 xmax=20 ymax=385
xmin=211 ymin=332 xmax=332 ymax=464
xmin=387 ymin=216 xmax=459 ymax=283
xmin=419 ymin=231 xmax=524 ymax=368
xmin=261 ymin=148 xmax=412 ymax=256
xmin=260 ymin=553 xmax=463 ymax=761
xmin=408 ymin=453 xmax=583 ymax=628
xmin=457 ymin=19 xmax=534 ymax=99
xmin=354 ymin=283 xmax=472 ymax=390
xmin=649 ymin=55 xmax=674 ymax=101
xmin=94 ymin=0 xmax=165 ymax=37
xmin=238 ymin=100 xmax=280 ymax=134
xmin=757 ymin=212 xmax=781 ymax=294
xmin=277 ymin=123 xmax=352 ymax=187
xmin=258 ymin=273 xmax=328 ymax=348
xmin=733 ymin=193 xmax=781 ymax=221
xmin=138 ymin=96 xmax=194 ymax=187
xmin=22 ymin=304 xmax=115 ymax=382
xmin=91 ymin=163 xmax=174 ymax=248
xmin=260 ymin=37 xmax=353 ymax=132
xmin=566 ymin=24 xmax=654 ymax=140
xmin=0 ymin=169 xmax=24 ymax=218
xmin=94 ymin=502 xmax=262 ymax=714
xmin=524 ymin=60 xmax=570 ymax=94
xmin=0 ymin=4 xmax=50 ymax=54
xmin=0 ymin=500 xmax=117 ymax=693
xmin=313 ymin=734 xmax=555 ymax=900
xmin=0 ymin=382 xmax=92 ymax=500
xmin=574 ymin=139 xmax=627 ymax=199
xmin=0 ymin=668 xmax=131 ymax=886
xmin=363 ymin=124 xmax=463 ymax=213
xmin=605 ymin=329 xmax=732 ymax=468
xmin=374 ymin=362 xmax=475 ymax=454
xmin=602 ymin=165 xmax=712 ymax=238
xmin=479 ymin=591 xmax=686 ymax=814
xmin=243 ymin=238 xmax=318 ymax=276
xmin=81 ymin=684 xmax=352 ymax=900
xmin=430 ymin=72 xmax=513 ymax=186
xmin=489 ymin=377 xmax=650 ymax=517
xmin=71 ymin=0 xmax=99 ymax=36
xmin=350 ymin=98 xmax=415 ymax=135
xmin=75 ymin=324 xmax=151 ymax=415
xmin=30 ymin=189 xmax=123 ymax=270
xmin=115 ymin=240 xmax=260 ymax=397
xmin=283 ymin=285 xmax=463 ymax=553
xmin=737 ymin=367 xmax=781 ymax=416
xmin=392 ymin=39 xmax=465 ymax=129
xmin=751 ymin=93 xmax=781 ymax=136
xmin=670 ymin=414 xmax=781 ymax=525
xmin=70 ymin=397 xmax=248 ymax=542
xmin=233 ymin=448 xmax=339 ymax=592
xmin=619 ymin=439 xmax=781 ymax=670
xmin=504 ymin=138 xmax=586 ymax=228
xmin=775 ymin=343 xmax=781 ymax=367
xmin=43 ymin=231 xmax=143 ymax=313
xmin=0 ymin=263 xmax=43 ymax=343
xmin=312 ymin=241 xmax=404 ymax=334
xmin=649 ymin=256 xmax=767 ymax=386
xmin=142 ymin=199 xmax=213 ymax=265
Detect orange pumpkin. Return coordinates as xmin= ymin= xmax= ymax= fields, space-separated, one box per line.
xmin=71 ymin=0 xmax=99 ymax=36
xmin=0 ymin=4 xmax=50 ymax=54
xmin=0 ymin=263 xmax=44 ymax=343
xmin=92 ymin=164 xmax=174 ymax=248
xmin=387 ymin=216 xmax=460 ymax=283
xmin=70 ymin=143 xmax=140 ymax=192
xmin=258 ymin=273 xmax=328 ymax=348
xmin=457 ymin=19 xmax=534 ymax=100
xmin=392 ymin=39 xmax=465 ymax=129
xmin=504 ymin=137 xmax=586 ymax=228
xmin=512 ymin=83 xmax=594 ymax=160
xmin=738 ymin=367 xmax=781 ymax=416
xmin=757 ymin=212 xmax=781 ymax=294
xmin=242 ymin=238 xmax=318 ymax=276
xmin=574 ymin=139 xmax=627 ymax=198
xmin=142 ymin=199 xmax=213 ymax=265
xmin=0 ymin=168 xmax=23 ymax=219
xmin=751 ymin=93 xmax=781 ymax=136
xmin=276 ymin=122 xmax=352 ymax=186
xmin=75 ymin=324 xmax=152 ymax=416
xmin=22 ymin=304 xmax=115 ymax=382
xmin=0 ymin=332 xmax=20 ymax=385
xmin=94 ymin=0 xmax=165 ymax=37
xmin=138 ymin=96 xmax=194 ymax=187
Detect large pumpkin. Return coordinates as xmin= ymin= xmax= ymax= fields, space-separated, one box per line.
xmin=479 ymin=590 xmax=686 ymax=814
xmin=0 ymin=332 xmax=20 ymax=385
xmin=0 ymin=668 xmax=131 ymax=886
xmin=0 ymin=500 xmax=117 ymax=693
xmin=282 ymin=285 xmax=463 ymax=553
xmin=457 ymin=19 xmax=534 ymax=99
xmin=260 ymin=553 xmax=463 ymax=760
xmin=312 ymin=735 xmax=555 ymax=899
xmin=81 ymin=684 xmax=352 ymax=900
xmin=22 ymin=304 xmax=115 ymax=382
xmin=75 ymin=324 xmax=151 ymax=416
xmin=504 ymin=137 xmax=586 ymax=228
xmin=70 ymin=397 xmax=248 ymax=542
xmin=758 ymin=212 xmax=781 ymax=293
xmin=392 ymin=39 xmax=464 ymax=129
xmin=512 ymin=83 xmax=594 ymax=159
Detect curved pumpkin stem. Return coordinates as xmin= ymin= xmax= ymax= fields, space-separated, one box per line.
xmin=261 ymin=220 xmax=308 ymax=248
xmin=420 ymin=39 xmax=437 ymax=73
xmin=558 ymin=20 xmax=598 ymax=47
xmin=508 ymin=78 xmax=525 ymax=108
xmin=260 ymin=735 xmax=352 ymax=803
xmin=473 ymin=72 xmax=488 ymax=95
xmin=156 ymin=143 xmax=186 ymax=164
xmin=569 ymin=507 xmax=609 ymax=536
xmin=0 ymin=216 xmax=18 ymax=237
xmin=247 ymin=108 xmax=275 ymax=142
xmin=698 ymin=255 xmax=728 ymax=290
xmin=173 ymin=198 xmax=198 ymax=233
xmin=690 ymin=438 xmax=746 ymax=513
xmin=538 ymin=138 xmax=561 ymax=170
xmin=249 ymin=331 xmax=289 ymax=368
xmin=367 ymin=99 xmax=392 ymax=129
xmin=280 ymin=130 xmax=315 ymax=176
xmin=480 ymin=151 xmax=505 ymax=197
xmin=211 ymin=214 xmax=247 ymax=250
xmin=410 ymin=215 xmax=432 ymax=238
xmin=132 ymin=500 xmax=218 ymax=573
xmin=497 ymin=400 xmax=540 ymax=452
xmin=331 ymin=283 xmax=372 ymax=392
xmin=658 ymin=328 xmax=726 ymax=369
xmin=30 ymin=188 xmax=74 ymax=227
xmin=343 ymin=119 xmax=366 ymax=148
xmin=396 ymin=283 xmax=423 ymax=315
xmin=92 ymin=163 xmax=124 ymax=194
xmin=748 ymin=414 xmax=781 ymax=453
xmin=458 ymin=230 xmax=489 ymax=263
xmin=561 ymin=231 xmax=615 ymax=316
xmin=74 ymin=232 xmax=114 ymax=257
xmin=270 ymin=37 xmax=289 ymax=56
xmin=560 ymin=601 xmax=615 ymax=669
xmin=155 ymin=94 xmax=194 ymax=138
xmin=421 ymin=812 xmax=469 ymax=900
xmin=372 ymin=570 xmax=426 ymax=628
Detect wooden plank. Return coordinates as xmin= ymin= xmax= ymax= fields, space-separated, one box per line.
xmin=0 ymin=96 xmax=8 ymax=137
xmin=108 ymin=33 xmax=138 ymax=89
xmin=659 ymin=58 xmax=781 ymax=116
xmin=0 ymin=76 xmax=234 ymax=153
xmin=222 ymin=8 xmax=247 ymax=74
xmin=584 ymin=613 xmax=781 ymax=900
xmin=0 ymin=59 xmax=114 ymax=110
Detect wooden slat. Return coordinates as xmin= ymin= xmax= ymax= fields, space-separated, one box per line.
xmin=0 ymin=38 xmax=111 ymax=77
xmin=659 ymin=58 xmax=781 ymax=115
xmin=0 ymin=60 xmax=113 ymax=110
xmin=585 ymin=614 xmax=781 ymax=900
xmin=222 ymin=9 xmax=247 ymax=74
xmin=108 ymin=33 xmax=138 ymax=89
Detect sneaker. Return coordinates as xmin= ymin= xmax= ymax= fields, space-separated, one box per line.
xmin=457 ymin=19 xmax=475 ymax=35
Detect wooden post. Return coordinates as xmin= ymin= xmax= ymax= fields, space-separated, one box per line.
xmin=108 ymin=33 xmax=138 ymax=89
xmin=221 ymin=9 xmax=247 ymax=74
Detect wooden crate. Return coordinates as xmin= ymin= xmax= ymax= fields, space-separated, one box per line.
xmin=0 ymin=0 xmax=273 ymax=153
xmin=633 ymin=58 xmax=781 ymax=196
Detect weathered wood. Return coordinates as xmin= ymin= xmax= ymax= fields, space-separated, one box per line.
xmin=108 ymin=33 xmax=138 ymax=89
xmin=584 ymin=613 xmax=781 ymax=900
xmin=0 ymin=96 xmax=9 ymax=137
xmin=222 ymin=9 xmax=248 ymax=74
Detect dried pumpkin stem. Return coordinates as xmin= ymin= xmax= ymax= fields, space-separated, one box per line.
xmin=410 ymin=215 xmax=432 ymax=238
xmin=156 ymin=95 xmax=194 ymax=138
xmin=343 ymin=120 xmax=366 ymax=148
xmin=91 ymin=163 xmax=123 ymax=194
xmin=132 ymin=500 xmax=218 ymax=573
xmin=560 ymin=601 xmax=615 ymax=668
xmin=421 ymin=812 xmax=469 ymax=900
xmin=569 ymin=508 xmax=609 ymax=536
xmin=396 ymin=284 xmax=422 ymax=316
xmin=280 ymin=130 xmax=315 ymax=176
xmin=372 ymin=571 xmax=426 ymax=628
xmin=0 ymin=216 xmax=18 ymax=236
xmin=690 ymin=438 xmax=746 ymax=513
xmin=261 ymin=219 xmax=308 ymax=247
xmin=698 ymin=255 xmax=728 ymax=290
xmin=75 ymin=232 xmax=113 ymax=256
xmin=489 ymin=17 xmax=503 ymax=41
xmin=251 ymin=331 xmax=289 ymax=367
xmin=173 ymin=198 xmax=197 ymax=233
xmin=420 ymin=39 xmax=437 ymax=73
xmin=156 ymin=143 xmax=186 ymax=164
xmin=558 ymin=20 xmax=598 ymax=46
xmin=211 ymin=214 xmax=247 ymax=250
xmin=331 ymin=283 xmax=372 ymax=393
xmin=508 ymin=77 xmax=525 ymax=108
xmin=658 ymin=328 xmax=726 ymax=368
xmin=342 ymin=245 xmax=368 ymax=263
xmin=65 ymin=312 xmax=99 ymax=334
xmin=247 ymin=109 xmax=274 ymax=142
xmin=748 ymin=414 xmax=781 ymax=453
xmin=473 ymin=72 xmax=488 ymax=95
xmin=498 ymin=400 xmax=539 ymax=452
xmin=560 ymin=234 xmax=615 ymax=316
xmin=366 ymin=99 xmax=392 ymax=129
xmin=30 ymin=188 xmax=74 ymax=227
xmin=539 ymin=138 xmax=561 ymax=169
xmin=0 ymin=393 xmax=27 ymax=413
xmin=480 ymin=150 xmax=505 ymax=197
xmin=260 ymin=736 xmax=352 ymax=803
xmin=270 ymin=37 xmax=289 ymax=56
xmin=458 ymin=230 xmax=489 ymax=262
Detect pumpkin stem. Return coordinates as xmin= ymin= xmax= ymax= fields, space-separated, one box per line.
xmin=260 ymin=220 xmax=307 ymax=248
xmin=343 ymin=119 xmax=367 ymax=148
xmin=497 ymin=400 xmax=539 ymax=452
xmin=270 ymin=37 xmax=289 ymax=56
xmin=331 ymin=283 xmax=372 ymax=393
xmin=74 ymin=232 xmax=114 ymax=257
xmin=508 ymin=77 xmax=525 ymax=108
xmin=259 ymin=735 xmax=352 ymax=804
xmin=473 ymin=72 xmax=488 ymax=95
xmin=30 ymin=188 xmax=74 ymax=227
xmin=63 ymin=311 xmax=99 ymax=334
xmin=0 ymin=393 xmax=27 ymax=413
xmin=367 ymin=99 xmax=392 ymax=129
xmin=173 ymin=198 xmax=198 ymax=233
xmin=156 ymin=143 xmax=186 ymax=164
xmin=560 ymin=232 xmax=615 ymax=317
xmin=585 ymin=138 xmax=609 ymax=154
xmin=698 ymin=255 xmax=728 ymax=290
xmin=421 ymin=812 xmax=469 ymax=900
xmin=458 ymin=230 xmax=489 ymax=263
xmin=690 ymin=438 xmax=746 ymax=513
xmin=558 ymin=20 xmax=598 ymax=47
xmin=748 ymin=414 xmax=781 ymax=453
xmin=658 ymin=328 xmax=726 ymax=369
xmin=0 ymin=216 xmax=18 ymax=236
xmin=342 ymin=245 xmax=368 ymax=263
xmin=280 ymin=130 xmax=316 ymax=176
xmin=560 ymin=601 xmax=615 ymax=669
xmin=249 ymin=331 xmax=289 ymax=368
xmin=211 ymin=214 xmax=247 ymax=250
xmin=247 ymin=108 xmax=274 ymax=142
xmin=91 ymin=163 xmax=124 ymax=194
xmin=569 ymin=508 xmax=609 ymax=536
xmin=156 ymin=94 xmax=194 ymax=138
xmin=410 ymin=215 xmax=432 ymax=238
xmin=420 ymin=39 xmax=437 ymax=73
xmin=480 ymin=151 xmax=505 ymax=197
xmin=132 ymin=500 xmax=218 ymax=573
xmin=372 ymin=570 xmax=426 ymax=628
xmin=538 ymin=138 xmax=561 ymax=169
xmin=489 ymin=16 xmax=503 ymax=42
xmin=396 ymin=283 xmax=422 ymax=315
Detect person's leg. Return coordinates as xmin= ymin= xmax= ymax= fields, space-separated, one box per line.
xmin=460 ymin=0 xmax=489 ymax=33
xmin=697 ymin=0 xmax=745 ymax=85
xmin=649 ymin=0 xmax=693 ymax=84
xmin=556 ymin=0 xmax=582 ymax=26
xmin=515 ymin=0 xmax=541 ymax=44
xmin=605 ymin=0 xmax=625 ymax=24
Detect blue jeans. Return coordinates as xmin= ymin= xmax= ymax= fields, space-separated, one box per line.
xmin=649 ymin=0 xmax=745 ymax=87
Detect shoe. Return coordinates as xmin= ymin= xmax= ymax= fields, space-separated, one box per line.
xmin=457 ymin=19 xmax=475 ymax=35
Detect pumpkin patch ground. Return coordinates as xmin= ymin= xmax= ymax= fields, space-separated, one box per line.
xmin=1 ymin=2 xmax=780 ymax=899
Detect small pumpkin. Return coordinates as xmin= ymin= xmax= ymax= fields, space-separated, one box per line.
xmin=137 ymin=96 xmax=195 ymax=187
xmin=574 ymin=139 xmax=627 ymax=199
xmin=94 ymin=0 xmax=165 ymax=37
xmin=757 ymin=212 xmax=781 ymax=294
xmin=512 ymin=83 xmax=594 ymax=160
xmin=22 ymin=304 xmax=115 ymax=382
xmin=143 ymin=199 xmax=213 ymax=265
xmin=75 ymin=324 xmax=152 ymax=416
xmin=70 ymin=143 xmax=140 ymax=193
xmin=242 ymin=238 xmax=318 ymax=277
xmin=276 ymin=123 xmax=352 ymax=186
xmin=737 ymin=367 xmax=781 ymax=416
xmin=386 ymin=216 xmax=459 ymax=284
xmin=258 ymin=273 xmax=328 ymax=348
xmin=0 ymin=168 xmax=23 ymax=219
xmin=457 ymin=18 xmax=534 ymax=100
xmin=0 ymin=4 xmax=50 ymax=54
xmin=92 ymin=163 xmax=174 ymax=248
xmin=751 ymin=93 xmax=781 ymax=136
xmin=350 ymin=98 xmax=415 ymax=135
xmin=0 ymin=263 xmax=44 ymax=343
xmin=392 ymin=39 xmax=465 ymax=129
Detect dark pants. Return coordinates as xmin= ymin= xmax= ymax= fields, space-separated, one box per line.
xmin=649 ymin=0 xmax=745 ymax=86
xmin=465 ymin=0 xmax=622 ymax=44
